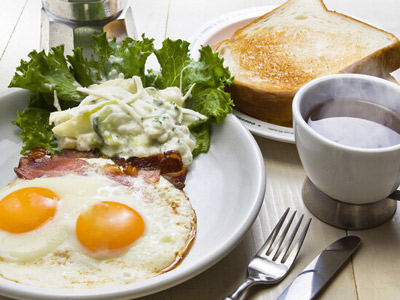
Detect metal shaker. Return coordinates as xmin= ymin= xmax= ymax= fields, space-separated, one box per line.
xmin=40 ymin=0 xmax=137 ymax=56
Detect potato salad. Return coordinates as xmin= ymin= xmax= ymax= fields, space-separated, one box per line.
xmin=49 ymin=76 xmax=206 ymax=165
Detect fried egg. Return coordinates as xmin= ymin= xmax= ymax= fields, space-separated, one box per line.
xmin=0 ymin=159 xmax=196 ymax=289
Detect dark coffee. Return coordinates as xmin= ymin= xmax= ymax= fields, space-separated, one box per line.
xmin=306 ymin=99 xmax=400 ymax=148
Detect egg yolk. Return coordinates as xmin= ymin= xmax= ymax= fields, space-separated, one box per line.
xmin=0 ymin=187 xmax=59 ymax=233
xmin=76 ymin=201 xmax=145 ymax=253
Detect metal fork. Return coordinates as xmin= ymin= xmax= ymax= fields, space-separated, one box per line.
xmin=223 ymin=208 xmax=312 ymax=300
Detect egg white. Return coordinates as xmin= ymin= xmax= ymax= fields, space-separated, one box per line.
xmin=0 ymin=160 xmax=196 ymax=289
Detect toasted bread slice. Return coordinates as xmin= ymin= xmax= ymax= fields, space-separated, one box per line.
xmin=213 ymin=0 xmax=400 ymax=126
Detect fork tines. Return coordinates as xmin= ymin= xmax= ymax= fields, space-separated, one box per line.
xmin=257 ymin=208 xmax=311 ymax=266
xmin=222 ymin=208 xmax=311 ymax=299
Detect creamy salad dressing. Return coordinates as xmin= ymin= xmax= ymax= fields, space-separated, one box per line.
xmin=49 ymin=76 xmax=205 ymax=165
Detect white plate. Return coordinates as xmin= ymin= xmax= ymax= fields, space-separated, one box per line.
xmin=0 ymin=88 xmax=266 ymax=300
xmin=188 ymin=6 xmax=295 ymax=144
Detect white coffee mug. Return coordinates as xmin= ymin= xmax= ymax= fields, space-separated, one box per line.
xmin=293 ymin=74 xmax=400 ymax=204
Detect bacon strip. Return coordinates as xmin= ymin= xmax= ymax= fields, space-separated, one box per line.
xmin=121 ymin=151 xmax=187 ymax=189
xmin=14 ymin=148 xmax=187 ymax=189
xmin=14 ymin=148 xmax=90 ymax=179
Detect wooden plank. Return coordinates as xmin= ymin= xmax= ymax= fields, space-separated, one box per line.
xmin=0 ymin=0 xmax=26 ymax=60
xmin=349 ymin=211 xmax=400 ymax=299
xmin=0 ymin=0 xmax=41 ymax=92
xmin=131 ymin=0 xmax=169 ymax=47
xmin=166 ymin=0 xmax=285 ymax=41
xmin=125 ymin=0 xmax=169 ymax=70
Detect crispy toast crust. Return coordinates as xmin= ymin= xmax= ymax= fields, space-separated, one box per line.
xmin=227 ymin=82 xmax=295 ymax=127
xmin=213 ymin=0 xmax=400 ymax=126
xmin=339 ymin=42 xmax=400 ymax=77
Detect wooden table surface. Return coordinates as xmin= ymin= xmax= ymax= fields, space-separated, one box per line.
xmin=1 ymin=0 xmax=400 ymax=299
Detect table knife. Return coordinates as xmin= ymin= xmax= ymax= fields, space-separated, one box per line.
xmin=276 ymin=235 xmax=361 ymax=300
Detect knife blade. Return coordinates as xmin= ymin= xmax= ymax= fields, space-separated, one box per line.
xmin=276 ymin=235 xmax=361 ymax=300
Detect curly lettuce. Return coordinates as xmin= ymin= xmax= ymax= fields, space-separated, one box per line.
xmin=12 ymin=103 xmax=58 ymax=154
xmin=9 ymin=33 xmax=233 ymax=156
xmin=67 ymin=34 xmax=155 ymax=87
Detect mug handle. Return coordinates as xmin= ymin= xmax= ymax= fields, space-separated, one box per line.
xmin=388 ymin=190 xmax=400 ymax=201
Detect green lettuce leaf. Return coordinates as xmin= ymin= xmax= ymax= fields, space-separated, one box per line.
xmin=146 ymin=39 xmax=192 ymax=88
xmin=9 ymin=45 xmax=82 ymax=102
xmin=68 ymin=33 xmax=155 ymax=87
xmin=183 ymin=46 xmax=234 ymax=124
xmin=12 ymin=101 xmax=58 ymax=154
xmin=189 ymin=120 xmax=211 ymax=156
